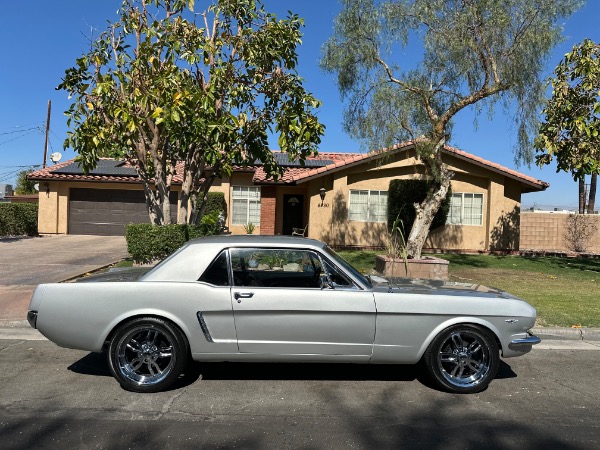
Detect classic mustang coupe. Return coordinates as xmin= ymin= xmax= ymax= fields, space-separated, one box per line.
xmin=27 ymin=236 xmax=540 ymax=394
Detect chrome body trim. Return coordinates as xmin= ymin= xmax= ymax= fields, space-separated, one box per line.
xmin=196 ymin=311 xmax=214 ymax=343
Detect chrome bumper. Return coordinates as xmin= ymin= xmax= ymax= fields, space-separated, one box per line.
xmin=509 ymin=334 xmax=541 ymax=349
xmin=27 ymin=310 xmax=38 ymax=329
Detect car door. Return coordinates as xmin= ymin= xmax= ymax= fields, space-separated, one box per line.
xmin=229 ymin=247 xmax=376 ymax=360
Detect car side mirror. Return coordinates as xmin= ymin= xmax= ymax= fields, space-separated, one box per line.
xmin=320 ymin=274 xmax=334 ymax=290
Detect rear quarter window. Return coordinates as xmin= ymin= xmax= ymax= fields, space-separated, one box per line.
xmin=199 ymin=251 xmax=230 ymax=286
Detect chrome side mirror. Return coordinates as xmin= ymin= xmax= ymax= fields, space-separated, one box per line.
xmin=320 ymin=275 xmax=334 ymax=290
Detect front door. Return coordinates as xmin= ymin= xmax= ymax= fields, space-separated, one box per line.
xmin=282 ymin=194 xmax=304 ymax=235
xmin=229 ymin=247 xmax=376 ymax=359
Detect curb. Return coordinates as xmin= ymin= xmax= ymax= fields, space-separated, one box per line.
xmin=531 ymin=327 xmax=600 ymax=341
xmin=0 ymin=320 xmax=29 ymax=328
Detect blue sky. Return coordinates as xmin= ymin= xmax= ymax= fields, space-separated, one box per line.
xmin=1 ymin=0 xmax=599 ymax=209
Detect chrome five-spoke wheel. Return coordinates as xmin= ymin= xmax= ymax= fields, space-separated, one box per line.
xmin=108 ymin=317 xmax=188 ymax=393
xmin=423 ymin=324 xmax=499 ymax=393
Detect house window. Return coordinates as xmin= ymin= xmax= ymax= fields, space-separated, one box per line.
xmin=232 ymin=186 xmax=261 ymax=225
xmin=448 ymin=193 xmax=484 ymax=226
xmin=348 ymin=190 xmax=388 ymax=222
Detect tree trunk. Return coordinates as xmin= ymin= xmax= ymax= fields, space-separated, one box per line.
xmin=405 ymin=164 xmax=453 ymax=259
xmin=579 ymin=177 xmax=586 ymax=214
xmin=587 ymin=173 xmax=597 ymax=214
xmin=178 ymin=168 xmax=194 ymax=224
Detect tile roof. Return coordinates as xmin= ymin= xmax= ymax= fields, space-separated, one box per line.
xmin=28 ymin=144 xmax=548 ymax=192
xmin=279 ymin=142 xmax=548 ymax=192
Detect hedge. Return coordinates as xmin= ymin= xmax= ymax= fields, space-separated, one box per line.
xmin=0 ymin=203 xmax=38 ymax=236
xmin=126 ymin=219 xmax=220 ymax=264
xmin=387 ymin=179 xmax=451 ymax=237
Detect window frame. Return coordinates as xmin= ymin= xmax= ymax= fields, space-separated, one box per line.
xmin=447 ymin=192 xmax=484 ymax=226
xmin=198 ymin=250 xmax=232 ymax=287
xmin=227 ymin=247 xmax=360 ymax=291
xmin=348 ymin=189 xmax=388 ymax=223
xmin=231 ymin=185 xmax=261 ymax=226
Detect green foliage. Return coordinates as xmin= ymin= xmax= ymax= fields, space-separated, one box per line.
xmin=14 ymin=169 xmax=38 ymax=195
xmin=203 ymin=192 xmax=227 ymax=219
xmin=0 ymin=203 xmax=38 ymax=236
xmin=387 ymin=179 xmax=451 ymax=236
xmin=125 ymin=222 xmax=219 ymax=264
xmin=322 ymin=0 xmax=580 ymax=259
xmin=243 ymin=222 xmax=256 ymax=234
xmin=58 ymin=0 xmax=324 ymax=226
xmin=535 ymin=39 xmax=600 ymax=180
xmin=322 ymin=0 xmax=581 ymax=164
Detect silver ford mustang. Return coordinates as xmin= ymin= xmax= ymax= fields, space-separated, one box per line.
xmin=27 ymin=235 xmax=540 ymax=394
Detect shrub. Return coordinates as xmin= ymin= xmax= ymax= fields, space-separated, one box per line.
xmin=387 ymin=179 xmax=451 ymax=237
xmin=0 ymin=203 xmax=38 ymax=236
xmin=563 ymin=213 xmax=599 ymax=252
xmin=202 ymin=192 xmax=227 ymax=220
xmin=126 ymin=222 xmax=219 ymax=264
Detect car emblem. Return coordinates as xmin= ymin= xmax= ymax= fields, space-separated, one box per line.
xmin=505 ymin=319 xmax=519 ymax=324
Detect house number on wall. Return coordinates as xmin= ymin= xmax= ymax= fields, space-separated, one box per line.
xmin=318 ymin=203 xmax=330 ymax=208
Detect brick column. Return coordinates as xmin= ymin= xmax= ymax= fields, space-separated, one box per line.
xmin=260 ymin=186 xmax=276 ymax=235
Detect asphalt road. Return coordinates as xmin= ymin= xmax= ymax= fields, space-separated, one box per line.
xmin=0 ymin=337 xmax=599 ymax=449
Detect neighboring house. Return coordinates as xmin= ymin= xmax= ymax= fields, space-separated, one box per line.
xmin=28 ymin=142 xmax=548 ymax=251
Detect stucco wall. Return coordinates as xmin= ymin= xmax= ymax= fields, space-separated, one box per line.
xmin=521 ymin=212 xmax=600 ymax=253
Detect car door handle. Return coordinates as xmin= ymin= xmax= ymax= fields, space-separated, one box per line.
xmin=234 ymin=292 xmax=254 ymax=302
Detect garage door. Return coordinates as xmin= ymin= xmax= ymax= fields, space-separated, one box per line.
xmin=69 ymin=188 xmax=178 ymax=236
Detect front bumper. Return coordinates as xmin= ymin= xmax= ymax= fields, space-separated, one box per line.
xmin=508 ymin=332 xmax=541 ymax=351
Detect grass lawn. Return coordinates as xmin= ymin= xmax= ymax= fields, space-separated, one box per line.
xmin=337 ymin=250 xmax=600 ymax=328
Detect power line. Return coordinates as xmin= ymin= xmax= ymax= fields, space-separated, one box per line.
xmin=0 ymin=129 xmax=40 ymax=147
xmin=0 ymin=122 xmax=44 ymax=133
xmin=0 ymin=164 xmax=41 ymax=168
xmin=0 ymin=126 xmax=43 ymax=136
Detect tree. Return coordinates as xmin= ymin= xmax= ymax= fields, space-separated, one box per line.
xmin=322 ymin=0 xmax=581 ymax=258
xmin=15 ymin=169 xmax=38 ymax=195
xmin=59 ymin=0 xmax=324 ymax=225
xmin=535 ymin=39 xmax=600 ymax=214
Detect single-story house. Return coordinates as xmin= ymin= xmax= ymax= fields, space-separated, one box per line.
xmin=28 ymin=142 xmax=548 ymax=251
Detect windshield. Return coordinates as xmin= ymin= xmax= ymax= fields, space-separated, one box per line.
xmin=323 ymin=246 xmax=372 ymax=288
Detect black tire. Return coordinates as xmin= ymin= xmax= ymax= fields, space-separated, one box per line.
xmin=423 ymin=324 xmax=499 ymax=394
xmin=107 ymin=317 xmax=189 ymax=393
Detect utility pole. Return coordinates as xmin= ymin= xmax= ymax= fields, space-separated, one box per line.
xmin=42 ymin=100 xmax=51 ymax=169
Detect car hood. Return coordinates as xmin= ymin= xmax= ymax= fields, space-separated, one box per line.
xmin=369 ymin=275 xmax=516 ymax=299
xmin=75 ymin=267 xmax=151 ymax=283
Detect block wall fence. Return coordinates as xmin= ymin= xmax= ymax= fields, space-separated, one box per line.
xmin=520 ymin=212 xmax=600 ymax=253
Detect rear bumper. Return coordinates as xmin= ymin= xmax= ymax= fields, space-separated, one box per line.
xmin=27 ymin=310 xmax=38 ymax=329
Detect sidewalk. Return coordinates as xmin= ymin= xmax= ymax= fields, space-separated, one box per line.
xmin=0 ymin=235 xmax=128 ymax=325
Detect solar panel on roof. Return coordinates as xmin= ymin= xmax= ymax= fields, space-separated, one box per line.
xmin=53 ymin=160 xmax=138 ymax=177
xmin=252 ymin=153 xmax=333 ymax=167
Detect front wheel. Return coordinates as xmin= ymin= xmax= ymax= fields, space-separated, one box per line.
xmin=423 ymin=324 xmax=499 ymax=394
xmin=107 ymin=317 xmax=189 ymax=393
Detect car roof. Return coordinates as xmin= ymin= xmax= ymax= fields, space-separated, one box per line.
xmin=185 ymin=235 xmax=327 ymax=249
xmin=142 ymin=235 xmax=328 ymax=282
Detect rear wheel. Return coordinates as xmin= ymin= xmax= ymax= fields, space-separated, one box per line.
xmin=107 ymin=317 xmax=188 ymax=393
xmin=423 ymin=324 xmax=499 ymax=394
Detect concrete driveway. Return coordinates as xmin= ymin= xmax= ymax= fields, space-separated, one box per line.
xmin=0 ymin=235 xmax=129 ymax=322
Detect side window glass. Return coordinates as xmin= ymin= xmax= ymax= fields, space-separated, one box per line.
xmin=230 ymin=248 xmax=323 ymax=288
xmin=199 ymin=251 xmax=229 ymax=286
